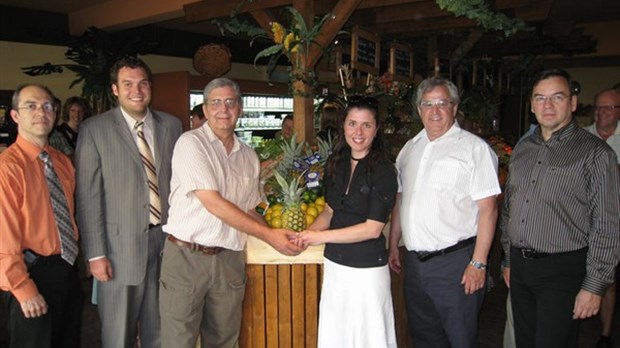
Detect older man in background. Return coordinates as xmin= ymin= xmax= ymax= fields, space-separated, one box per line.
xmin=584 ymin=87 xmax=620 ymax=348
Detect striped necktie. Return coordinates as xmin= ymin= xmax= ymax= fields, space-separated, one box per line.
xmin=135 ymin=121 xmax=162 ymax=225
xmin=39 ymin=151 xmax=78 ymax=265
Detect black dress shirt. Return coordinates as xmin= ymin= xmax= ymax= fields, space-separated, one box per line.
xmin=324 ymin=154 xmax=398 ymax=268
xmin=500 ymin=121 xmax=620 ymax=295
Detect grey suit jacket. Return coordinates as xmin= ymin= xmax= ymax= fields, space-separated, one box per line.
xmin=75 ymin=107 xmax=182 ymax=285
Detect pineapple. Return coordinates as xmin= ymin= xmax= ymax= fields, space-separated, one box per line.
xmin=310 ymin=133 xmax=334 ymax=179
xmin=276 ymin=134 xmax=306 ymax=178
xmin=275 ymin=172 xmax=307 ymax=232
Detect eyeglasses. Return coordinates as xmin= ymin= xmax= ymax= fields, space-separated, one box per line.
xmin=206 ymin=98 xmax=239 ymax=109
xmin=419 ymin=99 xmax=453 ymax=110
xmin=16 ymin=102 xmax=56 ymax=113
xmin=594 ymin=105 xmax=620 ymax=112
xmin=532 ymin=93 xmax=570 ymax=105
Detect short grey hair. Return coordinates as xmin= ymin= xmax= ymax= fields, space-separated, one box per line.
xmin=203 ymin=78 xmax=242 ymax=105
xmin=415 ymin=77 xmax=460 ymax=106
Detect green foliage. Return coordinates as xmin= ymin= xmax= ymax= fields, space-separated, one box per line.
xmin=21 ymin=27 xmax=156 ymax=113
xmin=435 ymin=0 xmax=530 ymax=36
xmin=215 ymin=6 xmax=335 ymax=96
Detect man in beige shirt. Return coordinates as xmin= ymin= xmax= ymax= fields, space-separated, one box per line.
xmin=160 ymin=77 xmax=303 ymax=348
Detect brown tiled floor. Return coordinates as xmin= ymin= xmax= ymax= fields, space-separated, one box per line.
xmin=1 ymin=275 xmax=619 ymax=347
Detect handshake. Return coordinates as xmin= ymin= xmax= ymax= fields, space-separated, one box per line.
xmin=266 ymin=228 xmax=324 ymax=257
xmin=288 ymin=230 xmax=322 ymax=248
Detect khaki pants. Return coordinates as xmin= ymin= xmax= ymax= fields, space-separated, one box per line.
xmin=159 ymin=239 xmax=246 ymax=348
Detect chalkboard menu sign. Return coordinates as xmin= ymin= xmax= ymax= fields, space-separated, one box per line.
xmin=351 ymin=27 xmax=380 ymax=75
xmin=389 ymin=42 xmax=414 ymax=83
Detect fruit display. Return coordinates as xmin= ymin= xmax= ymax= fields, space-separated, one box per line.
xmin=256 ymin=133 xmax=333 ymax=231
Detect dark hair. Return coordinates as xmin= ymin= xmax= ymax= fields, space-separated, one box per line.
xmin=11 ymin=83 xmax=55 ymax=110
xmin=321 ymin=105 xmax=341 ymax=129
xmin=191 ymin=103 xmax=205 ymax=120
xmin=326 ymin=95 xmax=387 ymax=179
xmin=530 ymin=68 xmax=579 ymax=96
xmin=62 ymin=96 xmax=92 ymax=122
xmin=110 ymin=56 xmax=152 ymax=86
xmin=282 ymin=114 xmax=293 ymax=123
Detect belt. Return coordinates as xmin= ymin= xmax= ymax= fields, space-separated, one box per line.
xmin=512 ymin=246 xmax=587 ymax=260
xmin=149 ymin=224 xmax=161 ymax=229
xmin=167 ymin=235 xmax=224 ymax=255
xmin=413 ymin=237 xmax=476 ymax=262
xmin=23 ymin=249 xmax=66 ymax=269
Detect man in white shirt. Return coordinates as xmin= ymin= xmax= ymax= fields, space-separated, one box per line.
xmin=388 ymin=77 xmax=501 ymax=348
xmin=584 ymin=87 xmax=620 ymax=348
xmin=159 ymin=77 xmax=303 ymax=348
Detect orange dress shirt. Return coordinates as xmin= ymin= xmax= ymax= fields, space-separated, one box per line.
xmin=0 ymin=135 xmax=79 ymax=303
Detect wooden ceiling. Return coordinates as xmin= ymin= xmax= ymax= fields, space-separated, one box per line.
xmin=2 ymin=0 xmax=620 ymax=72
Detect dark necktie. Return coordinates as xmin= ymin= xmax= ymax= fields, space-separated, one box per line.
xmin=39 ymin=151 xmax=78 ymax=265
xmin=135 ymin=121 xmax=162 ymax=225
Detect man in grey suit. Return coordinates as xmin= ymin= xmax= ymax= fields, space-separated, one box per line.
xmin=75 ymin=56 xmax=182 ymax=348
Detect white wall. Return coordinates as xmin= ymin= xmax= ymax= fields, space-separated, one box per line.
xmin=0 ymin=40 xmax=267 ymax=104
xmin=566 ymin=67 xmax=620 ymax=105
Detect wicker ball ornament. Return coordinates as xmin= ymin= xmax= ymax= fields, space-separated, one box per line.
xmin=193 ymin=44 xmax=232 ymax=77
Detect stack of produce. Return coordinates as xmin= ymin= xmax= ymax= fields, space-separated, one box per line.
xmin=255 ymin=134 xmax=333 ymax=231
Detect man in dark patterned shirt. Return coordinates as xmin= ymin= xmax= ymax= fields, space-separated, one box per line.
xmin=500 ymin=68 xmax=620 ymax=348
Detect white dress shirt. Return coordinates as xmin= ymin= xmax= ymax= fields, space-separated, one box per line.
xmin=396 ymin=122 xmax=501 ymax=252
xmin=584 ymin=123 xmax=620 ymax=163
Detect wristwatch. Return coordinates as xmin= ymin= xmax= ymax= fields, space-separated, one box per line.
xmin=469 ymin=260 xmax=487 ymax=270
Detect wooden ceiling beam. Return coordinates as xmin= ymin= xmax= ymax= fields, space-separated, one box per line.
xmin=514 ymin=0 xmax=554 ymax=21
xmin=369 ymin=16 xmax=476 ymax=35
xmin=348 ymin=1 xmax=449 ymax=25
xmin=69 ymin=0 xmax=196 ymax=36
xmin=185 ymin=0 xmax=290 ymax=23
xmin=307 ymin=0 xmax=362 ymax=67
xmin=249 ymin=10 xmax=278 ymax=40
xmin=185 ymin=0 xmax=422 ymax=22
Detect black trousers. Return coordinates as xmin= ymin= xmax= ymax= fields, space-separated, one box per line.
xmin=510 ymin=247 xmax=587 ymax=348
xmin=2 ymin=256 xmax=84 ymax=348
xmin=403 ymin=244 xmax=485 ymax=348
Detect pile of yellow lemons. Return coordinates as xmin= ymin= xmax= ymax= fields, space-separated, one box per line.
xmin=265 ymin=196 xmax=326 ymax=229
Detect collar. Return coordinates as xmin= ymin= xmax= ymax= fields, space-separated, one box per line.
xmin=203 ymin=121 xmax=240 ymax=154
xmin=414 ymin=120 xmax=462 ymax=144
xmin=536 ymin=120 xmax=578 ymax=144
xmin=15 ymin=134 xmax=52 ymax=163
xmin=119 ymin=107 xmax=153 ymax=130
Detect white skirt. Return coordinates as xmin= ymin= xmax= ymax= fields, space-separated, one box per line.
xmin=318 ymin=258 xmax=397 ymax=348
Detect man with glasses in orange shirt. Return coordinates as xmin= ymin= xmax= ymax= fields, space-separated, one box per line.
xmin=0 ymin=84 xmax=83 ymax=347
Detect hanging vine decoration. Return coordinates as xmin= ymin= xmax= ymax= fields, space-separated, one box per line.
xmin=435 ymin=0 xmax=530 ymax=37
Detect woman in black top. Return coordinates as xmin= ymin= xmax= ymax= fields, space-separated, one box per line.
xmin=299 ymin=96 xmax=398 ymax=348
xmin=49 ymin=96 xmax=91 ymax=155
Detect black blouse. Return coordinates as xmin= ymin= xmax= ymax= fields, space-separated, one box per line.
xmin=57 ymin=123 xmax=78 ymax=149
xmin=323 ymin=154 xmax=398 ymax=268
